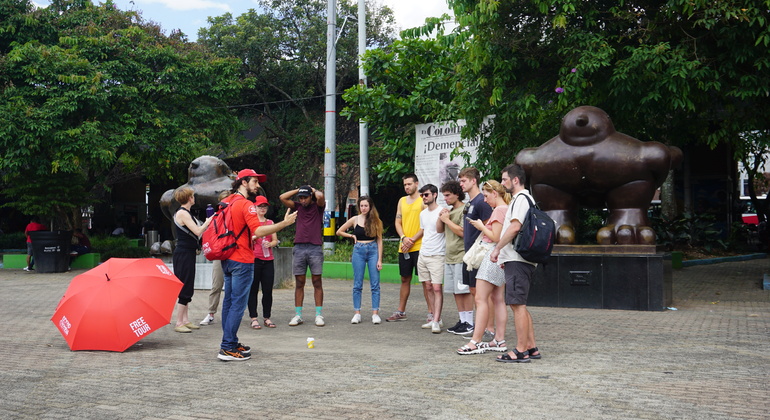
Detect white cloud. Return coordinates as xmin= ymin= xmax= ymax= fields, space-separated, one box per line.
xmin=142 ymin=0 xmax=231 ymax=12
xmin=381 ymin=0 xmax=452 ymax=31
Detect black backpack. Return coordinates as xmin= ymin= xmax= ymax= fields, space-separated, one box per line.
xmin=513 ymin=194 xmax=556 ymax=263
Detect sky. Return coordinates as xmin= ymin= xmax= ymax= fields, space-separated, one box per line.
xmin=38 ymin=0 xmax=453 ymax=41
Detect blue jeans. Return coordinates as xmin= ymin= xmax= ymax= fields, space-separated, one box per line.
xmin=351 ymin=241 xmax=380 ymax=311
xmin=220 ymin=259 xmax=253 ymax=350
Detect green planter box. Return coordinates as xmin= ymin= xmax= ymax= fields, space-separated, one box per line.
xmin=2 ymin=254 xmax=27 ymax=269
xmin=322 ymin=261 xmax=413 ymax=284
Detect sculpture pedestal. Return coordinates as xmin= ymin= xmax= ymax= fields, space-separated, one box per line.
xmin=529 ymin=245 xmax=671 ymax=311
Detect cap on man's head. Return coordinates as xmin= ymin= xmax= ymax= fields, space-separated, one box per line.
xmin=297 ymin=185 xmax=312 ymax=197
xmin=236 ymin=169 xmax=267 ymax=183
xmin=254 ymin=195 xmax=269 ymax=206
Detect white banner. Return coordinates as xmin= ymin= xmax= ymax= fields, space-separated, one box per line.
xmin=414 ymin=118 xmax=490 ymax=206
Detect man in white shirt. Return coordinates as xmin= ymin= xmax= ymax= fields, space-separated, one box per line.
xmin=416 ymin=184 xmax=446 ymax=334
xmin=490 ymin=164 xmax=541 ymax=363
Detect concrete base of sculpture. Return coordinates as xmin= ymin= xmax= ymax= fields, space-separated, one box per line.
xmin=528 ymin=245 xmax=672 ymax=311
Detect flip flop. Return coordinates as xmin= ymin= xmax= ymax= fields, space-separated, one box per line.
xmin=264 ymin=319 xmax=276 ymax=328
xmin=250 ymin=319 xmax=261 ymax=329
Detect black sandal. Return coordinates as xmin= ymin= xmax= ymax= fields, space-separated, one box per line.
xmin=527 ymin=347 xmax=541 ymax=359
xmin=495 ymin=349 xmax=530 ymax=363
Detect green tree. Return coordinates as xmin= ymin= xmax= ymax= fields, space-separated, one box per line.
xmin=0 ymin=0 xmax=245 ymax=228
xmin=198 ymin=0 xmax=397 ymax=209
xmin=343 ymin=1 xmax=770 ymax=182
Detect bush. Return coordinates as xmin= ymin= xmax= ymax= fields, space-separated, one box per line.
xmin=323 ymin=239 xmax=400 ymax=264
xmin=0 ymin=232 xmax=26 ymax=250
xmin=90 ymin=235 xmax=150 ymax=260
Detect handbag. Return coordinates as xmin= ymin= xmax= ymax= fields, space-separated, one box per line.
xmin=463 ymin=237 xmax=493 ymax=270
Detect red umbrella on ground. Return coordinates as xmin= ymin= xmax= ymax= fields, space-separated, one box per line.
xmin=51 ymin=258 xmax=183 ymax=352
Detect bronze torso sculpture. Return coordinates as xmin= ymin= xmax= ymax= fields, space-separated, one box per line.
xmin=159 ymin=155 xmax=235 ymax=222
xmin=515 ymin=106 xmax=682 ymax=245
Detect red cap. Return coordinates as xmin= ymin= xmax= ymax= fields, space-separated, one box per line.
xmin=254 ymin=195 xmax=269 ymax=206
xmin=236 ymin=169 xmax=267 ymax=183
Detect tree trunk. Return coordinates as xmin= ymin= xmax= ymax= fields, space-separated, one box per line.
xmin=660 ymin=169 xmax=677 ymax=221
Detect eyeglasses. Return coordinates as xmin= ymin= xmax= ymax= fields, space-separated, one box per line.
xmin=420 ymin=192 xmax=432 ymax=197
xmin=257 ymin=204 xmax=269 ymax=208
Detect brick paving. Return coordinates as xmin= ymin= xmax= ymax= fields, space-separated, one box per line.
xmin=0 ymin=257 xmax=768 ymax=419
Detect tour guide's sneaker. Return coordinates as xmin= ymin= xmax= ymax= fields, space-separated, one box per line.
xmin=218 ymin=348 xmax=250 ymax=361
xmin=235 ymin=343 xmax=251 ymax=355
xmin=385 ymin=312 xmax=407 ymax=322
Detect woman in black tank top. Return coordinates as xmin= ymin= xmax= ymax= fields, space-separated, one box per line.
xmin=172 ymin=187 xmax=212 ymax=333
xmin=336 ymin=197 xmax=384 ymax=325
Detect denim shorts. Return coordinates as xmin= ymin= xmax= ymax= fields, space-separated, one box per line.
xmin=292 ymin=243 xmax=324 ymax=276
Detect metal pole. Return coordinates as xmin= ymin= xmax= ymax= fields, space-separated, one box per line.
xmin=323 ymin=0 xmax=337 ymax=253
xmin=358 ymin=0 xmax=369 ymax=197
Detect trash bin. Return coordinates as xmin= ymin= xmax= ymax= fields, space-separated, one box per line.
xmin=146 ymin=230 xmax=159 ymax=248
xmin=30 ymin=230 xmax=72 ymax=273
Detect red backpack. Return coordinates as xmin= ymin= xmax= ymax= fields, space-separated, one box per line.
xmin=201 ymin=196 xmax=249 ymax=261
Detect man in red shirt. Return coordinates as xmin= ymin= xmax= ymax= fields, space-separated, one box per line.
xmin=24 ymin=216 xmax=47 ymax=271
xmin=218 ymin=169 xmax=297 ymax=361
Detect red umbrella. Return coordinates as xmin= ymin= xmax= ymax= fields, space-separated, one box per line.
xmin=51 ymin=258 xmax=183 ymax=352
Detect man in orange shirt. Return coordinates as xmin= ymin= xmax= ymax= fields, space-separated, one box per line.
xmin=218 ymin=169 xmax=297 ymax=361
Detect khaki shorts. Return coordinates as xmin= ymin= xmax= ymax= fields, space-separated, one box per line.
xmin=417 ymin=254 xmax=445 ymax=285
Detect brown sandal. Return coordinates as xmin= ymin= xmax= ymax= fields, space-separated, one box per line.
xmin=250 ymin=319 xmax=261 ymax=329
xmin=264 ymin=319 xmax=276 ymax=328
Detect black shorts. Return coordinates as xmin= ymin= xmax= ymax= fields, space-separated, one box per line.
xmin=504 ymin=261 xmax=536 ymax=305
xmin=398 ymin=251 xmax=419 ymax=278
xmin=462 ymin=262 xmax=478 ymax=288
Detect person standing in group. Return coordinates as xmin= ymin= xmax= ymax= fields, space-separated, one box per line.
xmin=23 ymin=216 xmax=47 ymax=271
xmin=457 ymin=180 xmax=511 ymax=355
xmin=171 ymin=187 xmax=213 ymax=333
xmin=416 ymin=184 xmax=446 ymax=334
xmin=490 ymin=164 xmax=541 ymax=363
xmin=437 ymin=181 xmax=470 ymax=334
xmin=218 ymin=170 xmax=297 ymax=361
xmin=336 ymin=196 xmax=384 ymax=325
xmin=457 ymin=167 xmax=493 ymax=338
xmin=248 ymin=195 xmax=279 ymax=330
xmin=386 ymin=174 xmax=425 ymax=322
xmin=200 ymin=191 xmax=232 ymax=326
xmin=280 ymin=185 xmax=326 ymax=327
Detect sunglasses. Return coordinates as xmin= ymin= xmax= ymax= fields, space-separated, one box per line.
xmin=420 ymin=192 xmax=433 ymax=197
xmin=463 ymin=202 xmax=470 ymax=215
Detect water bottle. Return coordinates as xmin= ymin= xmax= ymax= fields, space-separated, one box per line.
xmin=402 ymin=237 xmax=410 ymax=260
xmin=261 ymin=239 xmax=270 ymax=258
xmin=205 ymin=204 xmax=215 ymax=218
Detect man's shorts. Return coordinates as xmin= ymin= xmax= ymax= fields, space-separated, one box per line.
xmin=443 ymin=262 xmax=469 ymax=294
xmin=26 ymin=243 xmax=33 ymax=256
xmin=292 ymin=243 xmax=324 ymax=276
xmin=462 ymin=262 xmax=478 ymax=288
xmin=417 ymin=254 xmax=445 ymax=285
xmin=504 ymin=261 xmax=537 ymax=305
xmin=398 ymin=251 xmax=419 ymax=278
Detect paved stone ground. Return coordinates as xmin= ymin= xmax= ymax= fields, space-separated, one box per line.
xmin=1 ymin=258 xmax=768 ymax=419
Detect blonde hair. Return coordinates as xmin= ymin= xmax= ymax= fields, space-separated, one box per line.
xmin=481 ymin=180 xmax=511 ymax=204
xmin=173 ymin=186 xmax=195 ymax=204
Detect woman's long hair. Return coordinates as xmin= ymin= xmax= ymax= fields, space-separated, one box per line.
xmin=360 ymin=196 xmax=383 ymax=238
xmin=482 ymin=180 xmax=512 ymax=204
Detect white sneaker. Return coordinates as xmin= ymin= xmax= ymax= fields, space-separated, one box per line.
xmin=422 ymin=318 xmax=443 ymax=329
xmin=199 ymin=314 xmax=215 ymax=325
xmin=289 ymin=315 xmax=303 ymax=326
xmin=315 ymin=315 xmax=325 ymax=327
xmin=431 ymin=321 xmax=442 ymax=334
xmin=23 ymin=267 xmax=30 ymax=271
xmin=351 ymin=314 xmax=362 ymax=324
xmin=372 ymin=314 xmax=381 ymax=324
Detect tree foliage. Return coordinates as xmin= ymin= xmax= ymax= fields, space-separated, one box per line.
xmin=197 ymin=0 xmax=397 ymax=209
xmin=343 ymin=0 xmax=770 ymax=181
xmin=0 ymin=0 xmax=245 ymax=228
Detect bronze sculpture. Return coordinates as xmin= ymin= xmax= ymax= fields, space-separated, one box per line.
xmin=159 ymin=155 xmax=235 ymax=222
xmin=515 ymin=106 xmax=682 ymax=245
